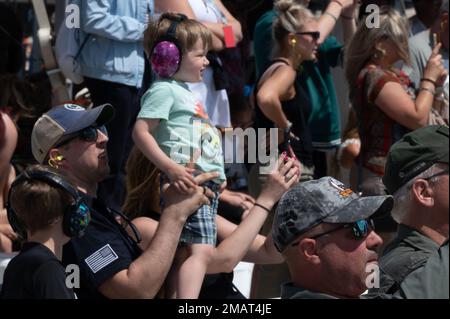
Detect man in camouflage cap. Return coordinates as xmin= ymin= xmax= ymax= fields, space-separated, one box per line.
xmin=272 ymin=176 xmax=393 ymax=299
xmin=373 ymin=125 xmax=449 ymax=295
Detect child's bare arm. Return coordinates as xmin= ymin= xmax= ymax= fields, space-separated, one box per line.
xmin=133 ymin=118 xmax=196 ymax=192
xmin=133 ymin=118 xmax=172 ymax=172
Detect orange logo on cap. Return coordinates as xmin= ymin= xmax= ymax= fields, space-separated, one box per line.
xmin=339 ymin=189 xmax=353 ymax=197
xmin=329 ymin=178 xmax=354 ymax=197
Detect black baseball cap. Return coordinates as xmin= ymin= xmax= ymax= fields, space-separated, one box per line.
xmin=383 ymin=125 xmax=449 ymax=194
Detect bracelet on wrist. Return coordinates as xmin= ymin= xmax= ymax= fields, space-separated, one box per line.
xmin=283 ymin=121 xmax=293 ymax=133
xmin=330 ymin=0 xmax=344 ymax=7
xmin=420 ymin=78 xmax=437 ymax=86
xmin=419 ymin=87 xmax=435 ymax=96
xmin=323 ymin=11 xmax=338 ymax=22
xmin=254 ymin=202 xmax=272 ymax=214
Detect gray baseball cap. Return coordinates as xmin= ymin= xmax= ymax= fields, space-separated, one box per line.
xmin=272 ymin=177 xmax=394 ymax=252
xmin=31 ymin=104 xmax=114 ymax=164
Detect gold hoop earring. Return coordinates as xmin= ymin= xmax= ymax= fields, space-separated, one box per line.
xmin=48 ymin=158 xmax=59 ymax=169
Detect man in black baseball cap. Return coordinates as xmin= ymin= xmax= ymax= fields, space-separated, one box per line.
xmin=374 ymin=125 xmax=449 ymax=295
xmin=272 ymin=176 xmax=393 ymax=299
xmin=29 ymin=104 xmax=217 ymax=299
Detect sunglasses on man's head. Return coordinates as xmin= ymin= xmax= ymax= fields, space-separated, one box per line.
xmin=295 ymin=31 xmax=320 ymax=41
xmin=291 ymin=219 xmax=375 ymax=247
xmin=422 ymin=168 xmax=449 ymax=181
xmin=56 ymin=125 xmax=108 ymax=147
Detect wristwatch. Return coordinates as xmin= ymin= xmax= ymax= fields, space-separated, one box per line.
xmin=282 ymin=121 xmax=293 ymax=152
xmin=284 ymin=121 xmax=293 ymax=135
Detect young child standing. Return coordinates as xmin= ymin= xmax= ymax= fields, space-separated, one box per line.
xmin=133 ymin=13 xmax=226 ymax=298
xmin=1 ymin=165 xmax=91 ymax=299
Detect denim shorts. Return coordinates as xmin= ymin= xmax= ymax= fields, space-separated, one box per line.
xmin=160 ymin=175 xmax=220 ymax=245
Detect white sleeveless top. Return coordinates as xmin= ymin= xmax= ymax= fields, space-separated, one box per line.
xmin=186 ymin=0 xmax=231 ymax=128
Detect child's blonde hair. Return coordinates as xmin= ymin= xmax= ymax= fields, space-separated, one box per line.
xmin=144 ymin=12 xmax=212 ymax=57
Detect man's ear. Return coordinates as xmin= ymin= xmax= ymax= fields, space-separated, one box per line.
xmin=49 ymin=216 xmax=64 ymax=227
xmin=411 ymin=179 xmax=434 ymax=208
xmin=48 ymin=149 xmax=64 ymax=162
xmin=298 ymin=238 xmax=320 ymax=265
xmin=47 ymin=148 xmax=65 ymax=168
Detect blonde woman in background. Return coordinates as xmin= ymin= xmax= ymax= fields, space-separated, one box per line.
xmin=248 ymin=0 xmax=318 ymax=299
xmin=345 ymin=7 xmax=447 ymax=246
xmin=345 ymin=7 xmax=447 ymax=197
xmin=253 ymin=0 xmax=318 ymax=180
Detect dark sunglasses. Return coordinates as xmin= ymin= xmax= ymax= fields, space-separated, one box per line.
xmin=291 ymin=219 xmax=375 ymax=247
xmin=295 ymin=31 xmax=320 ymax=41
xmin=422 ymin=168 xmax=449 ymax=181
xmin=56 ymin=125 xmax=108 ymax=147
xmin=407 ymin=168 xmax=449 ymax=190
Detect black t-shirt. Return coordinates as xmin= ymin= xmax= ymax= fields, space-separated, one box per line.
xmin=62 ymin=195 xmax=142 ymax=299
xmin=254 ymin=59 xmax=314 ymax=167
xmin=200 ymin=272 xmax=246 ymax=299
xmin=1 ymin=242 xmax=75 ymax=299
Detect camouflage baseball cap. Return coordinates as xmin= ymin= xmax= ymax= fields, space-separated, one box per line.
xmin=383 ymin=125 xmax=449 ymax=194
xmin=272 ymin=177 xmax=394 ymax=252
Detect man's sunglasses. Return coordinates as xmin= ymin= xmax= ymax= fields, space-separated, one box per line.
xmin=422 ymin=168 xmax=449 ymax=181
xmin=291 ymin=219 xmax=375 ymax=247
xmin=295 ymin=31 xmax=320 ymax=41
xmin=406 ymin=168 xmax=449 ymax=190
xmin=56 ymin=125 xmax=108 ymax=147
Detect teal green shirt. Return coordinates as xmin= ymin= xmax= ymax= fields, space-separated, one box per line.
xmin=138 ymin=79 xmax=226 ymax=184
xmin=300 ymin=36 xmax=343 ymax=149
xmin=253 ymin=10 xmax=276 ymax=78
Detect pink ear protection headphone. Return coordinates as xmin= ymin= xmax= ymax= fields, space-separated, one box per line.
xmin=150 ymin=14 xmax=188 ymax=78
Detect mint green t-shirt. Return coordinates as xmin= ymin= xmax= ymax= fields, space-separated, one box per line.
xmin=138 ymin=79 xmax=226 ymax=184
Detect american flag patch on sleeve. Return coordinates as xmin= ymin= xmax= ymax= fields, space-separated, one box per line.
xmin=85 ymin=244 xmax=119 ymax=274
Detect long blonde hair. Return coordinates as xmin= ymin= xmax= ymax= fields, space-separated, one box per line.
xmin=122 ymin=147 xmax=160 ymax=220
xmin=345 ymin=8 xmax=410 ymax=90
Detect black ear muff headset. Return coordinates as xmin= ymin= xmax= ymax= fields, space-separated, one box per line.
xmin=150 ymin=13 xmax=188 ymax=78
xmin=6 ymin=170 xmax=91 ymax=240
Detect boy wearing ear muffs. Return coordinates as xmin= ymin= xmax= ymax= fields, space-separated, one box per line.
xmin=1 ymin=165 xmax=90 ymax=299
xmin=134 ymin=13 xmax=227 ymax=298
